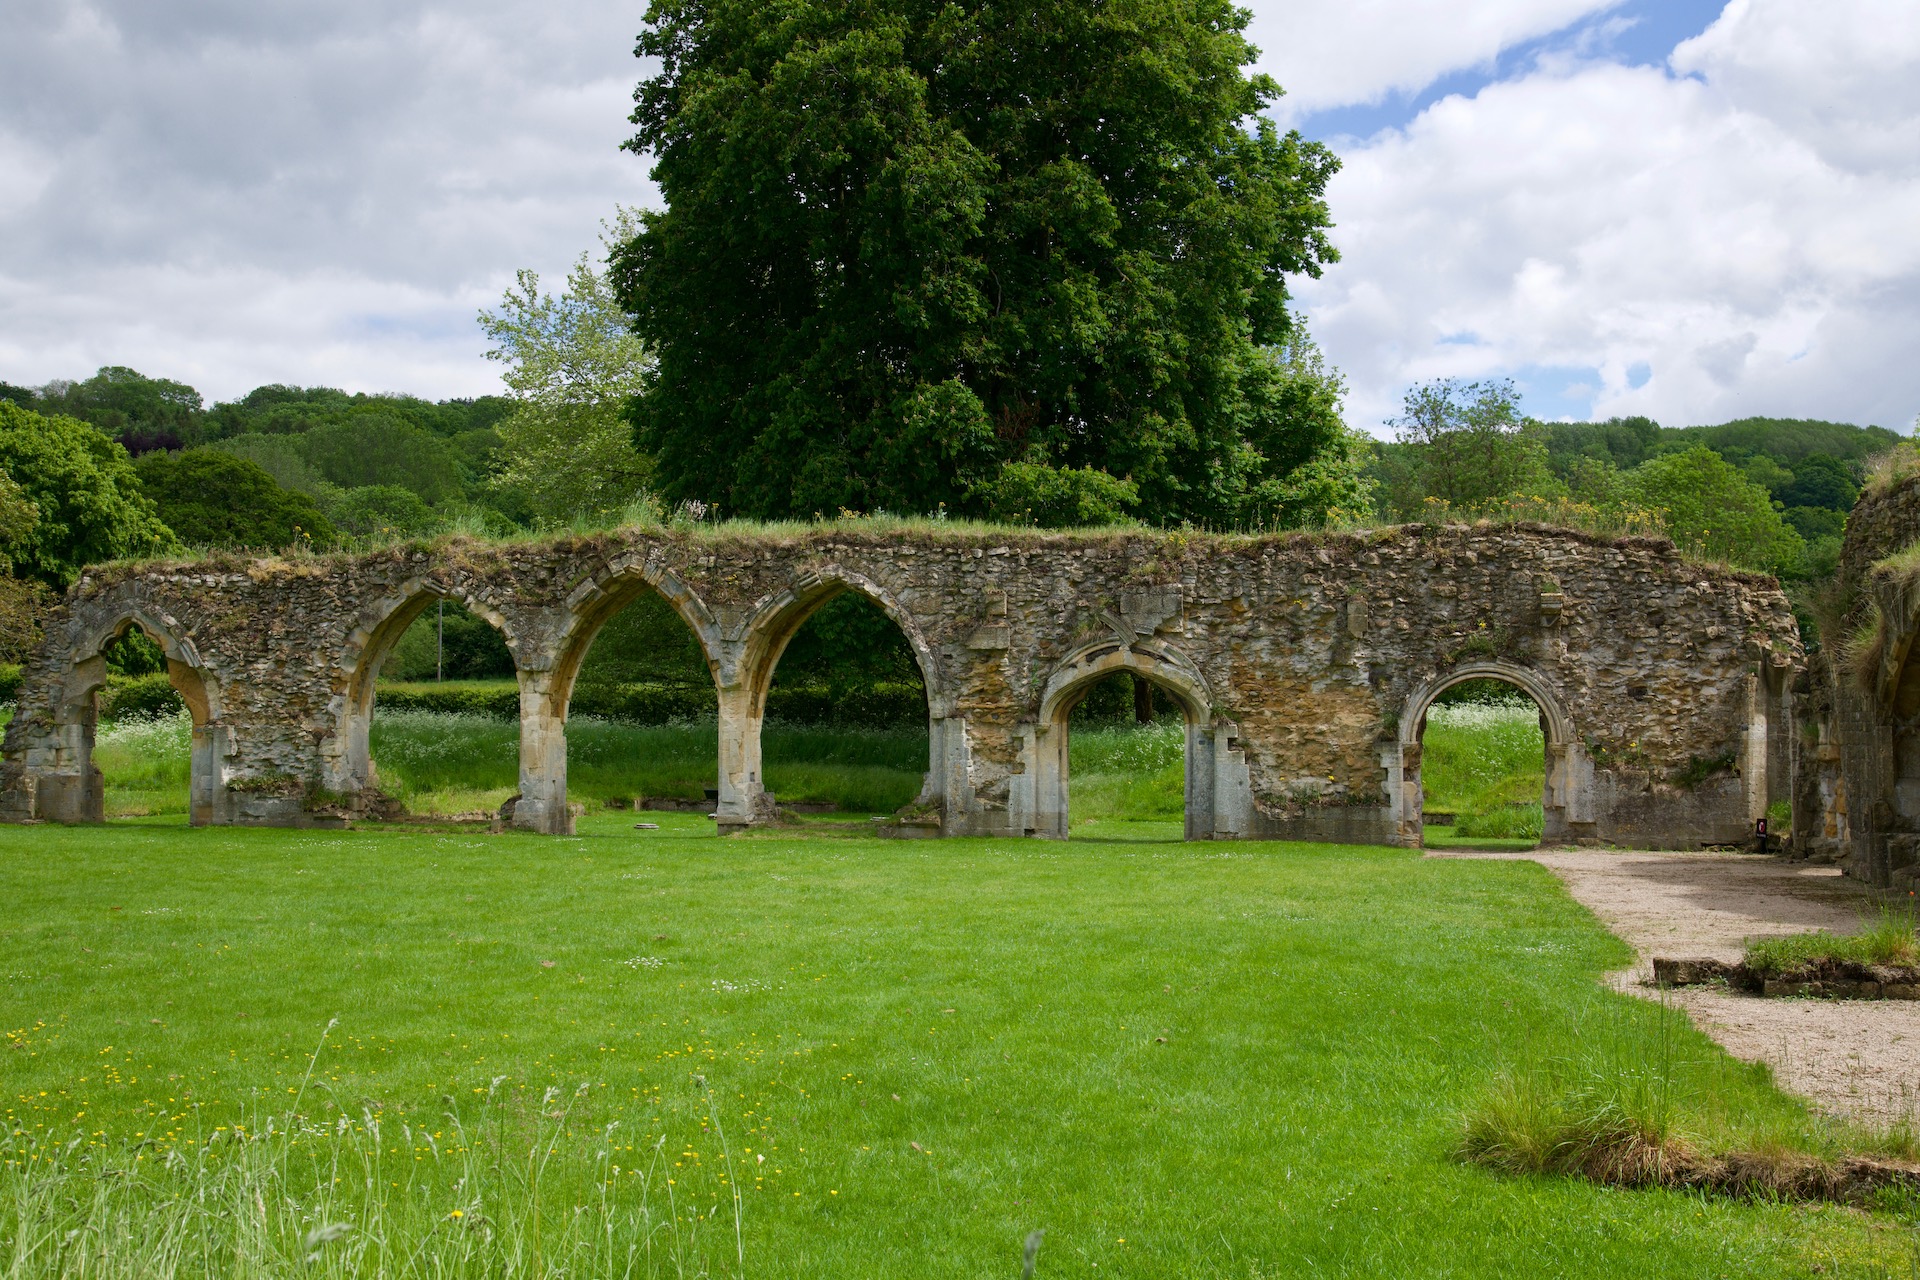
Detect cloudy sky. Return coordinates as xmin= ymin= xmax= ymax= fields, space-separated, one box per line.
xmin=1 ymin=0 xmax=1916 ymax=435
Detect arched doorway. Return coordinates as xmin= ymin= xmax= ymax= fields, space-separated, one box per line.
xmin=1393 ymin=661 xmax=1589 ymax=847
xmin=533 ymin=562 xmax=726 ymax=833
xmin=43 ymin=612 xmax=224 ymax=825
xmin=1022 ymin=639 xmax=1227 ymax=841
xmin=331 ymin=584 xmax=519 ymax=818
xmin=730 ymin=572 xmax=943 ymax=830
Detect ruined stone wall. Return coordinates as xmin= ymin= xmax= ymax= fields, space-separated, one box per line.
xmin=1 ymin=522 xmax=1797 ymax=847
xmin=1801 ymin=475 xmax=1920 ymax=885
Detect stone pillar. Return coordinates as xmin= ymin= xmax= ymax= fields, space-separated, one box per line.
xmin=1184 ymin=720 xmax=1215 ymax=841
xmin=35 ymin=716 xmax=104 ymax=824
xmin=188 ymin=722 xmax=227 ymax=826
xmin=1390 ymin=740 xmax=1423 ymax=847
xmin=1025 ymin=719 xmax=1070 ymax=839
xmin=1743 ymin=672 xmax=1770 ymax=824
xmin=714 ymin=684 xmax=775 ymax=832
xmin=1208 ymin=722 xmax=1252 ymax=839
xmin=513 ymin=669 xmax=572 ymax=835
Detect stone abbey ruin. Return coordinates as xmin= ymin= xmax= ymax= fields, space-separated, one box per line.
xmin=1 ymin=520 xmax=1807 ymax=851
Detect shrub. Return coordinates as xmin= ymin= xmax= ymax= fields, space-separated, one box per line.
xmin=100 ymin=672 xmax=186 ymax=721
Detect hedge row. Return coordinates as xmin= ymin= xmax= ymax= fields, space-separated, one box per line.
xmin=376 ymin=680 xmax=927 ymax=727
xmin=0 ymin=668 xmax=927 ymax=728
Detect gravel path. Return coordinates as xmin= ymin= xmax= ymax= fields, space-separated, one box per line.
xmin=1430 ymin=848 xmax=1920 ymax=1123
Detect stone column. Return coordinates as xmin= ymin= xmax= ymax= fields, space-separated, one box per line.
xmin=513 ymin=668 xmax=572 ymax=834
xmin=1184 ymin=720 xmax=1214 ymax=841
xmin=714 ymin=684 xmax=771 ymax=833
xmin=1208 ymin=722 xmax=1252 ymax=839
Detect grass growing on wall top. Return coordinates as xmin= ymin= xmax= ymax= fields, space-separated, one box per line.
xmin=1 ymin=817 xmax=1912 ymax=1276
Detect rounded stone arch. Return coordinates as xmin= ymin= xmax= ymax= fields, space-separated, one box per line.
xmin=325 ymin=575 xmax=522 ymax=795
xmin=545 ymin=555 xmax=726 ymax=719
xmin=45 ymin=596 xmax=226 ymax=824
xmin=1395 ymin=659 xmax=1574 ymax=752
xmin=1022 ymin=637 xmax=1225 ymax=843
xmin=1390 ymin=658 xmax=1587 ymax=847
xmin=735 ymin=567 xmax=946 ymax=714
xmin=1037 ymin=637 xmax=1215 ymax=729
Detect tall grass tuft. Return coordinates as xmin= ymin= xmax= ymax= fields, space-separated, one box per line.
xmin=0 ymin=1063 xmax=749 ymax=1279
xmin=1745 ymin=906 xmax=1920 ymax=976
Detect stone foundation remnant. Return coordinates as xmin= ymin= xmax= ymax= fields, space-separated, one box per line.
xmin=1 ymin=523 xmax=1798 ymax=846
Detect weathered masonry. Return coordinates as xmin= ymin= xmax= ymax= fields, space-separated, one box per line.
xmin=1 ymin=523 xmax=1799 ymax=847
xmin=1798 ymin=473 xmax=1920 ymax=886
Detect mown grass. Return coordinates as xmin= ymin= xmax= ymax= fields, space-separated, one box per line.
xmin=1422 ymin=701 xmax=1547 ymax=845
xmin=5 ymin=815 xmax=1918 ymax=1276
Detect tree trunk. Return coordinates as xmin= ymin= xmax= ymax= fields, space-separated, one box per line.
xmin=1133 ymin=675 xmax=1154 ymax=724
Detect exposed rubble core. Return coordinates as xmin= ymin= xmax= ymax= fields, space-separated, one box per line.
xmin=1 ymin=522 xmax=1796 ymax=845
xmin=1799 ymin=473 xmax=1920 ymax=885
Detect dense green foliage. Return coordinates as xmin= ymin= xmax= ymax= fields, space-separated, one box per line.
xmin=1373 ymin=386 xmax=1883 ymax=583
xmin=1621 ymin=447 xmax=1807 ymax=578
xmin=480 ymin=213 xmax=656 ymax=525
xmin=132 ymin=448 xmax=335 ymax=549
xmin=616 ymin=0 xmax=1363 ymax=526
xmin=25 ymin=365 xmax=205 ymax=454
xmin=4 ymin=818 xmax=1910 ymax=1274
xmin=0 ymin=402 xmax=174 ymax=586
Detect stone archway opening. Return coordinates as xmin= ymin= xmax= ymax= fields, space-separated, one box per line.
xmin=1056 ymin=669 xmax=1189 ymax=841
xmin=1415 ymin=677 xmax=1548 ymax=847
xmin=334 ymin=589 xmax=518 ymax=819
xmin=45 ymin=613 xmax=223 ymax=825
xmin=1024 ymin=640 xmax=1224 ymax=842
xmin=1395 ymin=660 xmax=1585 ymax=849
xmin=743 ymin=585 xmax=934 ymax=822
xmin=370 ymin=598 xmax=518 ymax=817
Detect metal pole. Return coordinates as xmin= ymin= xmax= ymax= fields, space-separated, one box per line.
xmin=437 ymin=598 xmax=444 ymax=683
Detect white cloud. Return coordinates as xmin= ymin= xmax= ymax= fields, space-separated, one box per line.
xmin=1301 ymin=0 xmax=1920 ymax=433
xmin=0 ymin=0 xmax=657 ymax=400
xmin=1244 ymin=0 xmax=1620 ymax=114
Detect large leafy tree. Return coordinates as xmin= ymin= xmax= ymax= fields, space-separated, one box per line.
xmin=132 ymin=449 xmax=335 ymax=550
xmin=1386 ymin=378 xmax=1555 ymax=516
xmin=615 ymin=0 xmax=1341 ymax=524
xmin=479 ymin=210 xmax=656 ymax=525
xmin=0 ymin=402 xmax=175 ymax=585
xmin=35 ymin=366 xmax=206 ymax=455
xmin=1623 ymin=446 xmax=1806 ymax=578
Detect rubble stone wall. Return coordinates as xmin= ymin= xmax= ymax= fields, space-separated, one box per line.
xmin=1 ymin=523 xmax=1797 ymax=847
xmin=1801 ymin=474 xmax=1920 ymax=885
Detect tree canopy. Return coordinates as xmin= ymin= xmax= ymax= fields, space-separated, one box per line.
xmin=1621 ymin=446 xmax=1806 ymax=578
xmin=0 ymin=402 xmax=175 ymax=585
xmin=31 ymin=366 xmax=205 ymax=455
xmin=132 ymin=448 xmax=335 ymax=550
xmin=615 ymin=0 xmax=1345 ymax=524
xmin=479 ymin=211 xmax=656 ymax=525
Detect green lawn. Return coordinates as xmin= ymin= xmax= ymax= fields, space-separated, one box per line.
xmin=3 ymin=814 xmax=1913 ymax=1277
